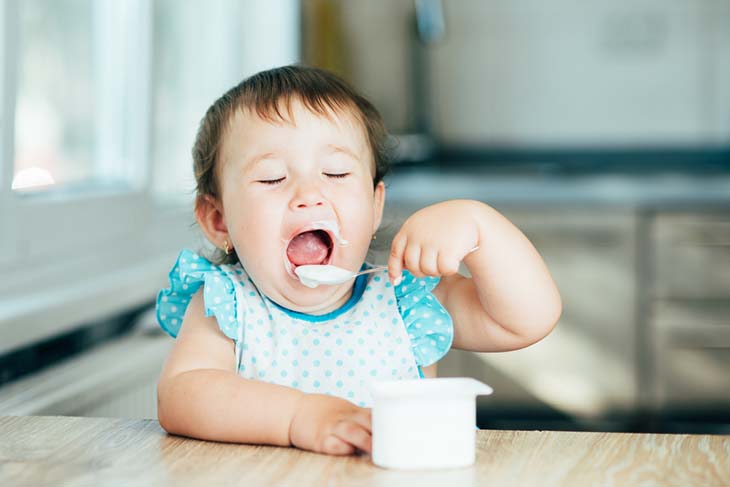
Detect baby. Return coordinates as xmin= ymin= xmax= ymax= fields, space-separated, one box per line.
xmin=156 ymin=65 xmax=561 ymax=456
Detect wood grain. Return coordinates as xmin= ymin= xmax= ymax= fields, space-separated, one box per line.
xmin=0 ymin=416 xmax=728 ymax=486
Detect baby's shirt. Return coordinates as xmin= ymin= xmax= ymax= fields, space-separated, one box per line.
xmin=156 ymin=249 xmax=454 ymax=407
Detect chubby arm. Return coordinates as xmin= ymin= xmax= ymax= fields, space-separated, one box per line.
xmin=157 ymin=289 xmax=371 ymax=454
xmin=157 ymin=289 xmax=300 ymax=444
xmin=389 ymin=200 xmax=562 ymax=352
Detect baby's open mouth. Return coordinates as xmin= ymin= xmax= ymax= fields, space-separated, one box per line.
xmin=286 ymin=229 xmax=334 ymax=268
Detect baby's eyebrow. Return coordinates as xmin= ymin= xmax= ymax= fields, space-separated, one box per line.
xmin=326 ymin=144 xmax=360 ymax=161
xmin=242 ymin=152 xmax=280 ymax=172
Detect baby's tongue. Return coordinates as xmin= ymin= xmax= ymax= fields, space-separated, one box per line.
xmin=287 ymin=230 xmax=330 ymax=266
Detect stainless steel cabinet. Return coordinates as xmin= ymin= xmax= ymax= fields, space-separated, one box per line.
xmin=375 ymin=204 xmax=638 ymax=419
xmin=652 ymin=213 xmax=730 ymax=412
xmin=377 ymin=200 xmax=730 ymax=423
xmin=654 ymin=215 xmax=730 ymax=299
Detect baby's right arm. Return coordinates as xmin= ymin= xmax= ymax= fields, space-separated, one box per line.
xmin=157 ymin=289 xmax=372 ymax=455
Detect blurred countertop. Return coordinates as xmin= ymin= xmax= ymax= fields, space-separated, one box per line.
xmin=384 ymin=166 xmax=730 ymax=209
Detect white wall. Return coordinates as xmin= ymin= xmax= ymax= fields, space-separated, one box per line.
xmin=340 ymin=0 xmax=730 ymax=147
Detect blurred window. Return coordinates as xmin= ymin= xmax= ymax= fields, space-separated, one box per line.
xmin=13 ymin=0 xmax=95 ymax=191
xmin=151 ymin=0 xmax=244 ymax=199
xmin=12 ymin=0 xmax=148 ymax=193
xmin=151 ymin=0 xmax=299 ymax=199
xmin=0 ymin=0 xmax=299 ymax=353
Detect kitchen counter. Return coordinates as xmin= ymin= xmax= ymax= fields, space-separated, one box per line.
xmin=384 ymin=169 xmax=730 ymax=209
xmin=380 ymin=168 xmax=730 ymax=426
xmin=1 ymin=416 xmax=727 ymax=486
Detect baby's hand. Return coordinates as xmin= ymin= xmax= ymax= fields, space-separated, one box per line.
xmin=388 ymin=200 xmax=481 ymax=284
xmin=289 ymin=394 xmax=372 ymax=456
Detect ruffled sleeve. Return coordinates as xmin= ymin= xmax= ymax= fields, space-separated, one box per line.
xmin=394 ymin=271 xmax=454 ymax=366
xmin=156 ymin=249 xmax=240 ymax=340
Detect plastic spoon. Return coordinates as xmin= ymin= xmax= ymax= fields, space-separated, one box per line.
xmin=295 ymin=265 xmax=388 ymax=288
xmin=295 ymin=245 xmax=480 ymax=288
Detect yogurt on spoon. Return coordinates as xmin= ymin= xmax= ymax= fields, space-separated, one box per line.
xmin=283 ymin=219 xmax=350 ymax=282
xmin=294 ymin=265 xmax=357 ymax=288
xmin=294 ymin=245 xmax=481 ymax=288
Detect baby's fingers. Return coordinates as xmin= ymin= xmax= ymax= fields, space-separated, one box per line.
xmin=332 ymin=420 xmax=372 ymax=454
xmin=419 ymin=247 xmax=439 ymax=276
xmin=321 ymin=435 xmax=356 ymax=456
xmin=404 ymin=244 xmax=424 ymax=278
xmin=437 ymin=252 xmax=461 ymax=276
xmin=388 ymin=234 xmax=407 ymax=284
xmin=349 ymin=408 xmax=372 ymax=434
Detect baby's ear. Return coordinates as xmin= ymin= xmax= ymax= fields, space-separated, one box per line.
xmin=372 ymin=181 xmax=386 ymax=233
xmin=195 ymin=195 xmax=230 ymax=247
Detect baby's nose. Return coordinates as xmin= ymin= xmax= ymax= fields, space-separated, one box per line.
xmin=290 ymin=184 xmax=327 ymax=210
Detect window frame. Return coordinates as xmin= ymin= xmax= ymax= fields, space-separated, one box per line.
xmin=0 ymin=0 xmax=191 ymax=354
xmin=1 ymin=0 xmax=156 ymax=270
xmin=0 ymin=0 xmax=300 ymax=355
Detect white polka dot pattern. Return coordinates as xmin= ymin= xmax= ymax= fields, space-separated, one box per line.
xmin=156 ymin=249 xmax=240 ymax=339
xmin=394 ymin=272 xmax=454 ymax=366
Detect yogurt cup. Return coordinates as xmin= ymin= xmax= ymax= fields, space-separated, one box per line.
xmin=371 ymin=378 xmax=493 ymax=470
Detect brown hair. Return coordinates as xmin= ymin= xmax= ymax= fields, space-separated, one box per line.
xmin=192 ymin=64 xmax=392 ymax=265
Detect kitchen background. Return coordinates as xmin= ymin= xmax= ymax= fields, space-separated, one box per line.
xmin=0 ymin=0 xmax=728 ymax=434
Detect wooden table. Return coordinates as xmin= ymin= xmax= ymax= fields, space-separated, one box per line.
xmin=1 ymin=416 xmax=728 ymax=486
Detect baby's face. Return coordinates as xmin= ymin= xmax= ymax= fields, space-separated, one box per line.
xmin=216 ymin=99 xmax=385 ymax=313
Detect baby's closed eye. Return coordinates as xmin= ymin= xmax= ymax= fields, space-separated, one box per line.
xmin=323 ymin=172 xmax=350 ymax=179
xmin=258 ymin=176 xmax=286 ymax=185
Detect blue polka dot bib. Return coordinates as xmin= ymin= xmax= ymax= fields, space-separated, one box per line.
xmin=157 ymin=249 xmax=454 ymax=407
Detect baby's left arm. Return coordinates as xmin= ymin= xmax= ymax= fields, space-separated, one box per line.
xmin=388 ymin=199 xmax=562 ymax=352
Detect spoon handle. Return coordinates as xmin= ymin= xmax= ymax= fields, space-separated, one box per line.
xmin=355 ymin=266 xmax=389 ymax=277
xmin=357 ymin=247 xmax=478 ymax=279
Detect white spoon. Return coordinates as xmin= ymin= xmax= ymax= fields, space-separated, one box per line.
xmin=295 ymin=265 xmax=388 ymax=288
xmin=295 ymin=245 xmax=480 ymax=288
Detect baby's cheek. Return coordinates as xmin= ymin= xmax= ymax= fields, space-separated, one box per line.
xmin=231 ymin=215 xmax=277 ymax=266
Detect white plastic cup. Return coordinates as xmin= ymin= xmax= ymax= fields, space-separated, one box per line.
xmin=371 ymin=378 xmax=493 ymax=470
